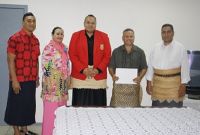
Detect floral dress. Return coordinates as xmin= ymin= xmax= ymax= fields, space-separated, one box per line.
xmin=41 ymin=40 xmax=70 ymax=102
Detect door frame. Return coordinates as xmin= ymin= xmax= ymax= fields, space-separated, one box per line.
xmin=0 ymin=4 xmax=27 ymax=12
xmin=0 ymin=4 xmax=27 ymax=125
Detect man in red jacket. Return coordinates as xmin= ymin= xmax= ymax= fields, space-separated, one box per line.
xmin=69 ymin=14 xmax=111 ymax=106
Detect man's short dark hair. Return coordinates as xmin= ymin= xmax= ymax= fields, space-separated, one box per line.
xmin=84 ymin=14 xmax=96 ymax=22
xmin=22 ymin=12 xmax=35 ymax=21
xmin=161 ymin=24 xmax=174 ymax=32
xmin=123 ymin=28 xmax=134 ymax=34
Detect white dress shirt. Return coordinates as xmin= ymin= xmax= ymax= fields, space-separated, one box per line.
xmin=146 ymin=40 xmax=190 ymax=83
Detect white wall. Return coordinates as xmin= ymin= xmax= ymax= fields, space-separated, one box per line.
xmin=1 ymin=0 xmax=200 ymax=122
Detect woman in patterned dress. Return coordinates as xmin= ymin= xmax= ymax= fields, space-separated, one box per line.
xmin=41 ymin=27 xmax=70 ymax=135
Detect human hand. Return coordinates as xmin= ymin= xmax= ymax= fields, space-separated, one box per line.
xmin=178 ymin=84 xmax=186 ymax=97
xmin=83 ymin=68 xmax=92 ymax=77
xmin=146 ymin=81 xmax=152 ymax=95
xmin=36 ymin=78 xmax=40 ymax=88
xmin=67 ymin=77 xmax=72 ymax=89
xmin=12 ymin=80 xmax=21 ymax=94
xmin=90 ymin=68 xmax=99 ymax=77
xmin=112 ymin=74 xmax=119 ymax=81
xmin=133 ymin=77 xmax=141 ymax=84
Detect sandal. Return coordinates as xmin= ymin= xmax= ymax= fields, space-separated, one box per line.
xmin=20 ymin=130 xmax=38 ymax=135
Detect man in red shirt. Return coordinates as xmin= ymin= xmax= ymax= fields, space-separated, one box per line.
xmin=4 ymin=12 xmax=40 ymax=135
xmin=69 ymin=15 xmax=111 ymax=106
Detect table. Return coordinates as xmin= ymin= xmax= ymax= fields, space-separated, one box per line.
xmin=53 ymin=106 xmax=200 ymax=135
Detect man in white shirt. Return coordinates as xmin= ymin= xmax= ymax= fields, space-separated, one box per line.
xmin=146 ymin=24 xmax=190 ymax=107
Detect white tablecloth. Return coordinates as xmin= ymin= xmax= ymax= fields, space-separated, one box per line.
xmin=54 ymin=106 xmax=200 ymax=135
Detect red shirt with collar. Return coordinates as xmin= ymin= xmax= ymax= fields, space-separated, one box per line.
xmin=7 ymin=28 xmax=40 ymax=82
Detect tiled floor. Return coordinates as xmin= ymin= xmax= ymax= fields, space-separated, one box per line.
xmin=0 ymin=123 xmax=41 ymax=135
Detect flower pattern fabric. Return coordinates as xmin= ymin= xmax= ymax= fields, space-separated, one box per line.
xmin=41 ymin=40 xmax=70 ymax=102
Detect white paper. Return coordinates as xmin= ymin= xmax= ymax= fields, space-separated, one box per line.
xmin=115 ymin=68 xmax=138 ymax=84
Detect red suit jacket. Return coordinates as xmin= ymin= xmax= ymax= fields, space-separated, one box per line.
xmin=69 ymin=30 xmax=111 ymax=80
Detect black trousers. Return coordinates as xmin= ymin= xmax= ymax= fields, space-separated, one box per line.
xmin=72 ymin=88 xmax=107 ymax=106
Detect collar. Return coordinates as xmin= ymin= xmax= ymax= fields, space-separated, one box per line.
xmin=85 ymin=30 xmax=95 ymax=38
xmin=122 ymin=44 xmax=137 ymax=53
xmin=161 ymin=40 xmax=174 ymax=48
xmin=20 ymin=28 xmax=34 ymax=37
